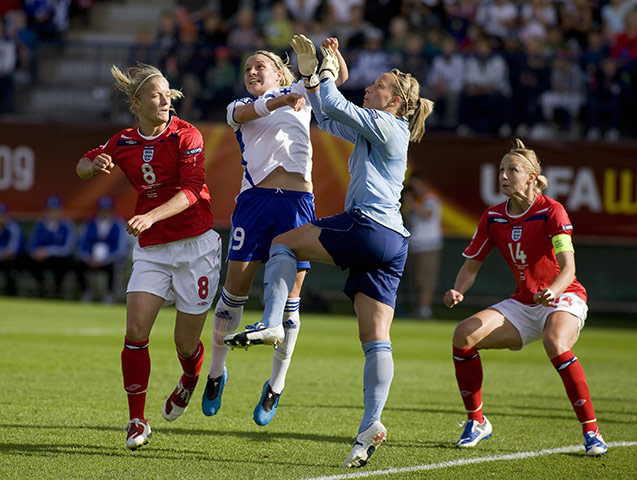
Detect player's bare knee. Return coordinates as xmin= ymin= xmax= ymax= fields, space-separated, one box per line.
xmin=453 ymin=322 xmax=474 ymax=349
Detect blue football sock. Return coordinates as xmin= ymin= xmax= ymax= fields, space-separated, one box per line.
xmin=262 ymin=244 xmax=297 ymax=328
xmin=359 ymin=340 xmax=393 ymax=434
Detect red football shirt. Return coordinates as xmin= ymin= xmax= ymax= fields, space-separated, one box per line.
xmin=463 ymin=194 xmax=587 ymax=304
xmin=83 ymin=116 xmax=213 ymax=247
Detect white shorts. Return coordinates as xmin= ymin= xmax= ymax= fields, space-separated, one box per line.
xmin=491 ymin=293 xmax=588 ymax=350
xmin=127 ymin=229 xmax=222 ymax=315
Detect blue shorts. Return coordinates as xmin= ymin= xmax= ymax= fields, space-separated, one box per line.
xmin=313 ymin=209 xmax=408 ymax=308
xmin=229 ymin=187 xmax=315 ymax=269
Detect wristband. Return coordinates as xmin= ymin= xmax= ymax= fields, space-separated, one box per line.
xmin=253 ymin=97 xmax=273 ymax=117
xmin=544 ymin=288 xmax=556 ymax=300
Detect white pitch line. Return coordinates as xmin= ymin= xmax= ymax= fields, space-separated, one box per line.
xmin=302 ymin=441 xmax=637 ymax=480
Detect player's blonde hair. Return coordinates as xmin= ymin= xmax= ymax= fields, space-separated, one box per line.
xmin=250 ymin=50 xmax=297 ymax=86
xmin=111 ymin=63 xmax=184 ymax=115
xmin=390 ymin=69 xmax=434 ymax=143
xmin=508 ymin=138 xmax=549 ymax=192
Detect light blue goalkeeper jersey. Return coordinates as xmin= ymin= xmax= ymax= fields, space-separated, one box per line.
xmin=308 ymin=79 xmax=410 ymax=237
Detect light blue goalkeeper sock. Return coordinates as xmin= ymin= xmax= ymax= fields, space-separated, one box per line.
xmin=262 ymin=244 xmax=297 ymax=328
xmin=359 ymin=340 xmax=393 ymax=434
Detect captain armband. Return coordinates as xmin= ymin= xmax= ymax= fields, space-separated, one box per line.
xmin=552 ymin=234 xmax=574 ymax=254
xmin=253 ymin=97 xmax=273 ymax=117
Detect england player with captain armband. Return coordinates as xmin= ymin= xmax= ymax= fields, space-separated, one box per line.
xmin=443 ymin=138 xmax=608 ymax=457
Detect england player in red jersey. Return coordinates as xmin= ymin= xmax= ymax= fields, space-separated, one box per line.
xmin=443 ymin=138 xmax=607 ymax=456
xmin=76 ymin=63 xmax=221 ymax=450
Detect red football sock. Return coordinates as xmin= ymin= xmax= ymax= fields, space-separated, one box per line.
xmin=453 ymin=346 xmax=484 ymax=422
xmin=121 ymin=338 xmax=150 ymax=420
xmin=551 ymin=350 xmax=598 ymax=433
xmin=178 ymin=340 xmax=204 ymax=390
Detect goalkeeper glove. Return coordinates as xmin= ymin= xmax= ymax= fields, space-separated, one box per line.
xmin=319 ymin=46 xmax=340 ymax=82
xmin=290 ymin=34 xmax=319 ymax=89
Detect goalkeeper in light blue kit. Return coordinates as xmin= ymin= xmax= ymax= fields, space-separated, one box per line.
xmin=225 ymin=35 xmax=434 ymax=468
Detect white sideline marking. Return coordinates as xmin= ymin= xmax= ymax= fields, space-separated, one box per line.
xmin=302 ymin=441 xmax=637 ymax=480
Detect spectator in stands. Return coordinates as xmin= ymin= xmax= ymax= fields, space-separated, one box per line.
xmin=226 ymin=6 xmax=263 ymax=57
xmin=198 ymin=11 xmax=227 ymax=46
xmin=519 ymin=0 xmax=558 ymax=45
xmin=475 ymin=0 xmax=518 ymax=45
xmin=284 ymin=0 xmax=323 ymax=26
xmin=262 ymin=1 xmax=294 ymax=54
xmin=342 ymin=28 xmax=391 ymax=105
xmin=443 ymin=0 xmax=479 ymax=41
xmin=399 ymin=31 xmax=428 ymax=84
xmin=610 ymin=9 xmax=637 ymax=61
xmin=513 ymin=37 xmax=551 ymax=137
xmin=337 ymin=3 xmax=376 ymax=50
xmin=402 ymin=173 xmax=443 ymax=319
xmin=199 ymin=45 xmax=237 ymax=119
xmin=153 ymin=10 xmax=180 ymax=70
xmin=23 ymin=0 xmax=70 ymax=40
xmin=585 ymin=57 xmax=625 ymax=142
xmin=77 ymin=195 xmax=130 ymax=303
xmin=0 ymin=203 xmax=25 ymax=296
xmin=458 ymin=36 xmax=512 ymax=136
xmin=0 ymin=19 xmax=17 ymax=113
xmin=28 ymin=195 xmax=77 ymax=298
xmin=601 ymin=0 xmax=637 ymax=42
xmin=540 ymin=50 xmax=585 ymax=137
xmin=4 ymin=9 xmax=38 ymax=86
xmin=386 ymin=15 xmax=411 ymax=58
xmin=325 ymin=0 xmax=364 ymax=26
xmin=426 ymin=34 xmax=465 ymax=131
xmin=364 ymin=0 xmax=403 ymax=35
xmin=559 ymin=0 xmax=594 ymax=49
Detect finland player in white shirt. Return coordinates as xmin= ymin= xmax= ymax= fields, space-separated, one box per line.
xmin=201 ymin=41 xmax=348 ymax=426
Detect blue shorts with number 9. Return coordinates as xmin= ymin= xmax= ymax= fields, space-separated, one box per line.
xmin=228 ymin=187 xmax=315 ymax=268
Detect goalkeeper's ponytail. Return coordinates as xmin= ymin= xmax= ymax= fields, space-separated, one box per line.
xmin=390 ymin=69 xmax=434 ymax=143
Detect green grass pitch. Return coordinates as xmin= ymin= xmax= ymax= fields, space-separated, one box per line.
xmin=0 ymin=298 xmax=635 ymax=479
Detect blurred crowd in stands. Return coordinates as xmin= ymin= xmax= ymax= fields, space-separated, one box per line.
xmin=2 ymin=0 xmax=637 ymax=142
xmin=0 ymin=196 xmax=131 ymax=301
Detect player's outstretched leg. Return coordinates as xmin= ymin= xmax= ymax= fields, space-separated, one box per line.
xmin=224 ymin=244 xmax=296 ymax=348
xmin=224 ymin=321 xmax=284 ymax=348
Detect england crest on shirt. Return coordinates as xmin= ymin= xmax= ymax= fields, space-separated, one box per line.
xmin=142 ymin=146 xmax=154 ymax=163
xmin=511 ymin=225 xmax=523 ymax=242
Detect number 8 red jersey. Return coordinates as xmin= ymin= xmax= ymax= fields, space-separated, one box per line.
xmin=463 ymin=194 xmax=587 ymax=304
xmin=82 ymin=116 xmax=213 ymax=247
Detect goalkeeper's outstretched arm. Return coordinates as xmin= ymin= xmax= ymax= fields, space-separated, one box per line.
xmin=321 ymin=37 xmax=348 ymax=87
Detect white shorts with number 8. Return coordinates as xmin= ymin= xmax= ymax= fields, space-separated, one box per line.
xmin=127 ymin=229 xmax=222 ymax=314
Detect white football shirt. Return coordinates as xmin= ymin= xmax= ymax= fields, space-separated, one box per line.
xmin=226 ymin=80 xmax=313 ymax=193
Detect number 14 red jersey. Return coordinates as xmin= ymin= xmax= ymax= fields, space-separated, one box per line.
xmin=83 ymin=116 xmax=213 ymax=247
xmin=463 ymin=194 xmax=587 ymax=304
